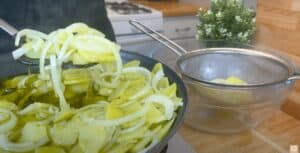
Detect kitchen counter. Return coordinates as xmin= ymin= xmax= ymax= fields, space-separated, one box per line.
xmin=180 ymin=110 xmax=300 ymax=153
xmin=129 ymin=0 xmax=206 ymax=17
xmin=255 ymin=0 xmax=300 ymax=120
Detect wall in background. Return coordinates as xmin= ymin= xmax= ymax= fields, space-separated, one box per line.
xmin=179 ymin=0 xmax=209 ymax=8
xmin=243 ymin=0 xmax=257 ymax=10
xmin=180 ymin=0 xmax=257 ymax=11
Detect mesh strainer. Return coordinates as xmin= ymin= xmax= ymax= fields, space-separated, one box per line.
xmin=129 ymin=20 xmax=300 ymax=86
xmin=177 ymin=48 xmax=298 ymax=87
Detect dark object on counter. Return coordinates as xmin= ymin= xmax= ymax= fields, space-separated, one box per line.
xmin=0 ymin=50 xmax=188 ymax=153
xmin=0 ymin=0 xmax=116 ymax=53
xmin=106 ymin=1 xmax=152 ymax=15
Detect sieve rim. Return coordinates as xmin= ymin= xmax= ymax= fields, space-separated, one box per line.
xmin=176 ymin=48 xmax=298 ymax=88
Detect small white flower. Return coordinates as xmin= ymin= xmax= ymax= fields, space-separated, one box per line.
xmin=247 ymin=8 xmax=254 ymax=13
xmin=219 ymin=27 xmax=227 ymax=34
xmin=206 ymin=27 xmax=212 ymax=35
xmin=227 ymin=32 xmax=232 ymax=37
xmin=204 ymin=24 xmax=211 ymax=28
xmin=252 ymin=18 xmax=256 ymax=23
xmin=216 ymin=11 xmax=222 ymax=18
xmin=197 ymin=30 xmax=203 ymax=37
xmin=207 ymin=10 xmax=212 ymax=15
xmin=243 ymin=32 xmax=249 ymax=38
xmin=238 ymin=32 xmax=243 ymax=38
xmin=235 ymin=16 xmax=242 ymax=22
xmin=211 ymin=0 xmax=218 ymax=4
xmin=231 ymin=0 xmax=242 ymax=6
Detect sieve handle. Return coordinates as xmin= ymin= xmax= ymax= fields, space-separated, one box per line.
xmin=129 ymin=20 xmax=188 ymax=56
xmin=287 ymin=73 xmax=300 ymax=81
xmin=0 ymin=18 xmax=18 ymax=36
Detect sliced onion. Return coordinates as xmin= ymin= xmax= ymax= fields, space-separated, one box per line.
xmin=65 ymin=23 xmax=89 ymax=34
xmin=9 ymin=23 xmax=183 ymax=152
xmin=36 ymin=116 xmax=55 ymax=125
xmin=109 ymin=81 xmax=130 ymax=99
xmin=49 ymin=55 xmax=69 ymax=110
xmin=113 ymin=48 xmax=122 ymax=74
xmin=91 ymin=72 xmax=120 ymax=88
xmin=122 ymin=67 xmax=151 ymax=83
xmin=57 ymin=35 xmax=73 ymax=65
xmin=151 ymin=69 xmax=164 ymax=92
xmin=129 ymin=84 xmax=151 ymax=100
xmin=137 ymin=134 xmax=159 ymax=153
xmin=0 ymin=102 xmax=18 ymax=111
xmin=0 ymin=109 xmax=17 ymax=134
xmin=120 ymin=118 xmax=146 ymax=134
xmin=32 ymin=39 xmax=43 ymax=53
xmin=18 ymin=103 xmax=58 ymax=115
xmin=61 ymin=50 xmax=74 ymax=64
xmin=75 ymin=102 xmax=108 ymax=114
xmin=15 ymin=29 xmax=48 ymax=46
xmin=0 ymin=134 xmax=48 ymax=152
xmin=12 ymin=47 xmax=28 ymax=60
xmin=18 ymin=103 xmax=58 ymax=125
xmin=144 ymin=94 xmax=174 ymax=120
xmin=91 ymin=104 xmax=149 ymax=127
xmin=122 ymin=67 xmax=152 ymax=100
xmin=17 ymin=75 xmax=33 ymax=89
xmin=74 ymin=35 xmax=107 ymax=41
xmin=39 ymin=41 xmax=52 ymax=79
xmin=119 ymin=100 xmax=137 ymax=108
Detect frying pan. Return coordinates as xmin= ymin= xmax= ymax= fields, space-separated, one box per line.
xmin=0 ymin=19 xmax=188 ymax=153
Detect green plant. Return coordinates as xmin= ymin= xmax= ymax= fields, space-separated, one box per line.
xmin=197 ymin=0 xmax=256 ymax=43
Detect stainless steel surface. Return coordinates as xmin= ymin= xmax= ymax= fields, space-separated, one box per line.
xmin=175 ymin=27 xmax=191 ymax=33
xmin=0 ymin=18 xmax=18 ymax=36
xmin=177 ymin=48 xmax=297 ymax=87
xmin=129 ymin=20 xmax=187 ymax=56
xmin=121 ymin=38 xmax=197 ymax=69
xmin=178 ymin=47 xmax=297 ymax=133
xmin=0 ymin=18 xmax=41 ymax=66
xmin=287 ymin=73 xmax=300 ymax=81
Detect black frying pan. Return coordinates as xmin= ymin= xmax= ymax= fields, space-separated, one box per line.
xmin=0 ymin=18 xmax=188 ymax=153
xmin=0 ymin=49 xmax=188 ymax=153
